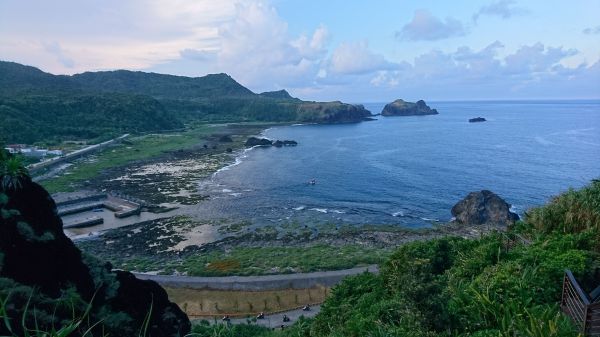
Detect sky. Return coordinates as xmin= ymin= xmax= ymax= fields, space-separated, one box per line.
xmin=1 ymin=0 xmax=599 ymax=102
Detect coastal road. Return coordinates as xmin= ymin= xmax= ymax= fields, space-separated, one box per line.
xmin=133 ymin=265 xmax=379 ymax=291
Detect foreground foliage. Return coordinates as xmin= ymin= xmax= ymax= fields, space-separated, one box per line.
xmin=193 ymin=180 xmax=599 ymax=336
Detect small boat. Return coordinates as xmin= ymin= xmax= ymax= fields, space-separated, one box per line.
xmin=308 ymin=179 xmax=317 ymax=185
xmin=92 ymin=208 xmax=104 ymax=212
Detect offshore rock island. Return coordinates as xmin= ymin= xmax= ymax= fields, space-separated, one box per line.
xmin=381 ymin=99 xmax=439 ymax=116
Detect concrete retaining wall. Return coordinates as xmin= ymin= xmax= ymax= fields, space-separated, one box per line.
xmin=133 ymin=265 xmax=378 ymax=291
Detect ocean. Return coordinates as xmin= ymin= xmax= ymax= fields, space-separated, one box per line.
xmin=192 ymin=100 xmax=600 ymax=228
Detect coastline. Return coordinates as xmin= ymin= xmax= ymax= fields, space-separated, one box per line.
xmin=50 ymin=123 xmax=280 ymax=236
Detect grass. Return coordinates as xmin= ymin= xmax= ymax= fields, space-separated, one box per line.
xmin=105 ymin=244 xmax=391 ymax=277
xmin=40 ymin=125 xmax=221 ymax=193
xmin=180 ymin=245 xmax=391 ymax=276
xmin=525 ymin=179 xmax=600 ymax=236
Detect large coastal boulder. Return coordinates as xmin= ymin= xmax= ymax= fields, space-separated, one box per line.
xmin=381 ymin=99 xmax=439 ymax=116
xmin=245 ymin=137 xmax=273 ymax=147
xmin=0 ymin=176 xmax=190 ymax=336
xmin=451 ymin=190 xmax=519 ymax=226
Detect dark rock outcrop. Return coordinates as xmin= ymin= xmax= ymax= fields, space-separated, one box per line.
xmin=381 ymin=99 xmax=438 ymax=116
xmin=273 ymin=140 xmax=298 ymax=148
xmin=0 ymin=177 xmax=190 ymax=336
xmin=245 ymin=137 xmax=298 ymax=148
xmin=298 ymin=102 xmax=373 ymax=123
xmin=469 ymin=117 xmax=486 ymax=123
xmin=218 ymin=135 xmax=233 ymax=142
xmin=282 ymin=140 xmax=298 ymax=146
xmin=245 ymin=137 xmax=273 ymax=147
xmin=451 ymin=190 xmax=519 ymax=226
xmin=0 ymin=178 xmax=95 ymax=299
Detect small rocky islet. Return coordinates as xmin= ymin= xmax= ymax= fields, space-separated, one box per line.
xmin=381 ymin=99 xmax=439 ymax=116
xmin=469 ymin=117 xmax=487 ymax=123
xmin=245 ymin=137 xmax=298 ymax=147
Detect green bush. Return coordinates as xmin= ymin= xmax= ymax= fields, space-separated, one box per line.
xmin=525 ymin=180 xmax=600 ymax=238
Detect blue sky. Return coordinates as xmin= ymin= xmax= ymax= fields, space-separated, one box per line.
xmin=1 ymin=0 xmax=599 ymax=101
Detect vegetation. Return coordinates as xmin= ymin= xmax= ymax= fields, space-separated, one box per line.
xmin=93 ymin=244 xmax=390 ymax=277
xmin=525 ymin=179 xmax=600 ymax=236
xmin=0 ymin=92 xmax=181 ymax=144
xmin=39 ymin=125 xmax=216 ymax=193
xmin=190 ymin=180 xmax=600 ymax=336
xmin=0 ymin=151 xmax=29 ymax=190
xmin=180 ymin=245 xmax=388 ymax=276
xmin=0 ymin=61 xmax=370 ymax=144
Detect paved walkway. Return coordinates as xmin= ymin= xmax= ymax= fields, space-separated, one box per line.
xmin=134 ymin=265 xmax=379 ymax=291
xmin=206 ymin=305 xmax=322 ymax=329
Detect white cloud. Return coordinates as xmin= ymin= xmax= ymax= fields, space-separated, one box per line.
xmin=583 ymin=26 xmax=600 ymax=35
xmin=397 ymin=10 xmax=466 ymax=41
xmin=504 ymin=43 xmax=578 ymax=74
xmin=328 ymin=41 xmax=395 ymax=75
xmin=473 ymin=0 xmax=528 ymax=22
xmin=359 ymin=42 xmax=596 ymax=101
xmin=0 ymin=0 xmax=597 ymax=101
xmin=208 ymin=2 xmax=328 ymax=90
xmin=0 ymin=0 xmax=243 ymax=73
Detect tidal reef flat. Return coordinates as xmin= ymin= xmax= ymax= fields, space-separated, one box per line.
xmin=40 ymin=123 xmax=273 ymax=206
xmin=74 ymin=215 xmax=502 ymax=277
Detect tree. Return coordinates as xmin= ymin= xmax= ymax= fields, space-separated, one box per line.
xmin=0 ymin=150 xmax=30 ymax=191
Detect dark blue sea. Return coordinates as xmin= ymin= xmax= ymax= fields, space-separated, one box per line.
xmin=194 ymin=101 xmax=600 ymax=228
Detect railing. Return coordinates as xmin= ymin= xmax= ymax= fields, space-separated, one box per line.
xmin=500 ymin=232 xmax=531 ymax=252
xmin=561 ymin=269 xmax=600 ymax=336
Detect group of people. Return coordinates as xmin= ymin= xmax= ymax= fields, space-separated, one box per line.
xmin=221 ymin=304 xmax=312 ymax=327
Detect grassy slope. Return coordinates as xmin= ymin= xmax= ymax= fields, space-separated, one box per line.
xmin=40 ymin=125 xmax=214 ymax=193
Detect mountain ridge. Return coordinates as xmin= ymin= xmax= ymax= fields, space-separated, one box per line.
xmin=0 ymin=61 xmax=372 ymax=143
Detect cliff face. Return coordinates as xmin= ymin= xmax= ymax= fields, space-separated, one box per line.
xmin=298 ymin=102 xmax=372 ymax=123
xmin=0 ymin=177 xmax=190 ymax=337
xmin=381 ymin=99 xmax=439 ymax=116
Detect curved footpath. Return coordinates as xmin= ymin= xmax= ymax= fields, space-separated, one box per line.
xmin=226 ymin=305 xmax=322 ymax=329
xmin=133 ymin=265 xmax=378 ymax=291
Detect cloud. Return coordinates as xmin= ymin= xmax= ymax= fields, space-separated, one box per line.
xmin=360 ymin=42 xmax=598 ymax=101
xmin=179 ymin=48 xmax=216 ymax=61
xmin=504 ymin=43 xmax=578 ymax=74
xmin=0 ymin=0 xmax=243 ymax=73
xmin=327 ymin=41 xmax=396 ymax=75
xmin=43 ymin=41 xmax=75 ymax=68
xmin=1 ymin=0 xmax=597 ymax=101
xmin=397 ymin=10 xmax=466 ymax=41
xmin=583 ymin=26 xmax=600 ymax=35
xmin=473 ymin=0 xmax=528 ymax=22
xmin=210 ymin=2 xmax=329 ymax=90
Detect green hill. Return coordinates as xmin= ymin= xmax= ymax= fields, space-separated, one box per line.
xmin=0 ymin=61 xmax=372 ymax=143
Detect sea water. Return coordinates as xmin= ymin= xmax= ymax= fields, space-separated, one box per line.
xmin=192 ymin=100 xmax=600 ymax=228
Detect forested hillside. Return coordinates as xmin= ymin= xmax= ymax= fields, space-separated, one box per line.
xmin=0 ymin=61 xmax=371 ymax=143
